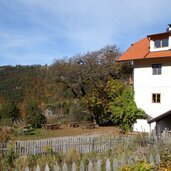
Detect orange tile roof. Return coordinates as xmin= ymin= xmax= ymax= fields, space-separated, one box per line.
xmin=146 ymin=50 xmax=171 ymax=58
xmin=118 ymin=33 xmax=171 ymax=61
xmin=118 ymin=37 xmax=150 ymax=61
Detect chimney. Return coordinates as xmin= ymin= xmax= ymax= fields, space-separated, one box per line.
xmin=167 ymin=24 xmax=171 ymax=32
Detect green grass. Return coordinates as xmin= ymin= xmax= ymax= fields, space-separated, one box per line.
xmin=14 ymin=128 xmax=59 ymax=140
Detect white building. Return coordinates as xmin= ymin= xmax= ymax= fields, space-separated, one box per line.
xmin=118 ymin=25 xmax=171 ymax=134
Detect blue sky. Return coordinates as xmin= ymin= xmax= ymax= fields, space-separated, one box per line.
xmin=0 ymin=0 xmax=171 ymax=66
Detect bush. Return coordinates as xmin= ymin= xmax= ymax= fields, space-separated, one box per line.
xmin=25 ymin=100 xmax=46 ymax=128
xmin=64 ymin=147 xmax=81 ymax=165
xmin=0 ymin=102 xmax=20 ymax=122
xmin=121 ymin=161 xmax=157 ymax=171
xmin=5 ymin=144 xmax=18 ymax=168
xmin=0 ymin=128 xmax=12 ymax=143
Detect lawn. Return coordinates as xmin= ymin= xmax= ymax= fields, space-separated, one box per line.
xmin=13 ymin=125 xmax=121 ymax=140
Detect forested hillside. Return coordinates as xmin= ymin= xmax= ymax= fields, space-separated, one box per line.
xmin=0 ymin=45 xmax=146 ymax=132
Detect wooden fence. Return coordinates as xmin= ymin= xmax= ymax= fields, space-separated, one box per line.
xmin=0 ymin=135 xmax=148 ymax=155
xmin=11 ymin=153 xmax=160 ymax=171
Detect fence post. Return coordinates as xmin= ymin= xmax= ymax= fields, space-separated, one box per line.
xmin=63 ymin=162 xmax=68 ymax=171
xmin=63 ymin=141 xmax=67 ymax=154
xmin=149 ymin=154 xmax=154 ymax=163
xmin=45 ymin=163 xmax=50 ymax=171
xmin=120 ymin=156 xmax=126 ymax=166
xmin=97 ymin=160 xmax=101 ymax=171
xmin=35 ymin=164 xmax=40 ymax=171
xmin=128 ymin=157 xmax=133 ymax=166
xmin=92 ymin=140 xmax=95 ymax=151
xmin=109 ymin=138 xmax=111 ymax=149
xmin=24 ymin=166 xmax=30 ymax=171
xmin=72 ymin=162 xmax=76 ymax=171
xmin=88 ymin=160 xmax=93 ymax=171
xmin=33 ymin=143 xmax=36 ymax=155
xmin=80 ymin=161 xmax=84 ymax=171
xmin=54 ymin=162 xmax=60 ymax=171
xmin=113 ymin=159 xmax=118 ymax=171
xmin=106 ymin=159 xmax=110 ymax=171
xmin=156 ymin=153 xmax=160 ymax=165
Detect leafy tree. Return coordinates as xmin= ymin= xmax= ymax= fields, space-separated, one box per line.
xmin=108 ymin=86 xmax=147 ymax=133
xmin=84 ymin=78 xmax=124 ymax=125
xmin=25 ymin=100 xmax=46 ymax=128
xmin=84 ymin=78 xmax=147 ymax=133
xmin=0 ymin=102 xmax=20 ymax=121
xmin=69 ymin=99 xmax=90 ymax=122
xmin=50 ymin=45 xmax=132 ymax=99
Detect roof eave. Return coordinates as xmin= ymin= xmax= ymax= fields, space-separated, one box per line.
xmin=117 ymin=58 xmax=144 ymax=62
xmin=148 ymin=110 xmax=171 ymax=124
xmin=147 ymin=32 xmax=170 ymax=38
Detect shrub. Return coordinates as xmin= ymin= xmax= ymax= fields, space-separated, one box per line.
xmin=0 ymin=128 xmax=12 ymax=143
xmin=0 ymin=102 xmax=20 ymax=122
xmin=64 ymin=147 xmax=81 ymax=165
xmin=5 ymin=144 xmax=18 ymax=168
xmin=25 ymin=100 xmax=46 ymax=128
xmin=121 ymin=161 xmax=158 ymax=171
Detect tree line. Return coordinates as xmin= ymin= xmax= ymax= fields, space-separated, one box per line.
xmin=0 ymin=45 xmax=147 ymax=132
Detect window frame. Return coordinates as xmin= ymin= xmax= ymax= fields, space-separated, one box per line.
xmin=152 ymin=93 xmax=161 ymax=103
xmin=152 ymin=64 xmax=162 ymax=75
xmin=154 ymin=39 xmax=169 ymax=48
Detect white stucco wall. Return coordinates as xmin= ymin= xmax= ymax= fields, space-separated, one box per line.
xmin=133 ymin=119 xmax=151 ymax=132
xmin=133 ymin=58 xmax=171 ymax=132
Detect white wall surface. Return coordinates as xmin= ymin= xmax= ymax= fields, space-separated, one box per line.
xmin=133 ymin=119 xmax=150 ymax=132
xmin=134 ymin=58 xmax=171 ymax=119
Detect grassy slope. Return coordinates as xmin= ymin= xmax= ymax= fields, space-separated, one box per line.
xmin=13 ymin=126 xmax=121 ymax=140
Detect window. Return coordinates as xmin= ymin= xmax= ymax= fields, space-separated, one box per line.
xmin=152 ymin=93 xmax=161 ymax=103
xmin=152 ymin=64 xmax=162 ymax=75
xmin=154 ymin=39 xmax=168 ymax=48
